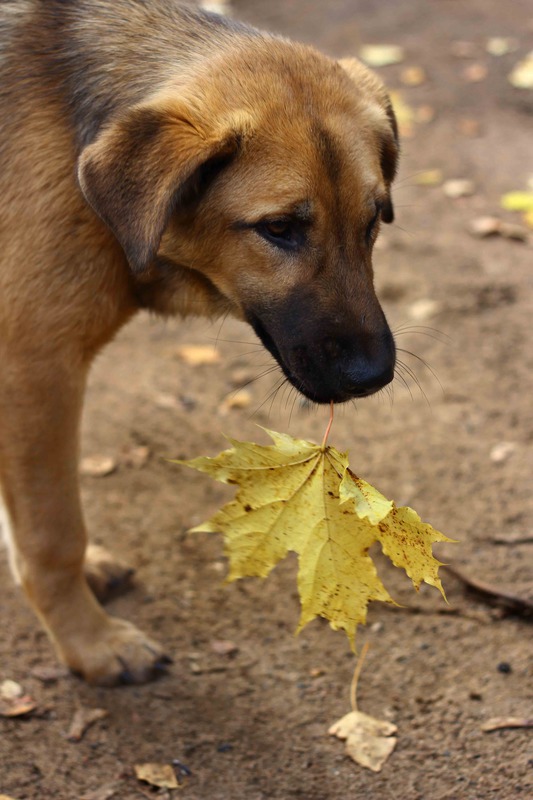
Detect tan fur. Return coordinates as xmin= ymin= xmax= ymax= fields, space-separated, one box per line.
xmin=0 ymin=0 xmax=398 ymax=684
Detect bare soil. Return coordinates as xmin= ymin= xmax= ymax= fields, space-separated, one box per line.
xmin=1 ymin=1 xmax=532 ymax=798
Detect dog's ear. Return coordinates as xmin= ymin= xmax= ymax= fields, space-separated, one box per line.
xmin=338 ymin=58 xmax=399 ymax=223
xmin=78 ymin=101 xmax=249 ymax=273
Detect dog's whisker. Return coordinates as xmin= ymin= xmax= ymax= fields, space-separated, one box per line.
xmin=249 ymin=375 xmax=288 ymax=420
xmin=393 ymin=324 xmax=451 ymax=344
xmin=396 ymin=347 xmax=444 ymax=394
xmin=231 ymin=364 xmax=281 ymax=393
xmin=394 ymin=366 xmax=415 ymax=401
xmin=396 ymin=360 xmax=432 ymax=408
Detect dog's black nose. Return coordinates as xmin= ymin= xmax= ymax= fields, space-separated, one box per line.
xmin=340 ymin=353 xmax=395 ymax=397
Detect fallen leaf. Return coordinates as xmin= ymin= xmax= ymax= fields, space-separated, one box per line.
xmin=0 ymin=795 xmax=21 ymax=800
xmin=31 ymin=665 xmax=69 ymax=683
xmin=400 ymin=66 xmax=426 ymax=86
xmin=468 ymin=216 xmax=501 ymax=237
xmin=414 ymin=104 xmax=436 ymax=124
xmin=120 ymin=444 xmax=151 ymax=469
xmin=175 ymin=344 xmax=221 ymax=365
xmin=500 ymin=191 xmax=533 ymax=213
xmin=481 ymin=717 xmax=533 ymax=733
xmin=444 ymin=565 xmax=533 ymax=616
xmin=359 ymin=44 xmax=405 ymax=68
xmin=443 ymin=179 xmax=476 ymax=199
xmin=134 ymin=763 xmax=179 ymax=790
xmin=468 ymin=217 xmax=529 ymax=241
xmin=498 ymin=222 xmax=529 ymax=242
xmin=79 ymin=455 xmax=117 ymax=477
xmin=0 ymin=693 xmax=36 ymax=718
xmin=462 ymin=63 xmax=488 ymax=82
xmin=407 ymin=299 xmax=442 ymax=321
xmin=490 ymin=441 xmax=517 ymax=463
xmin=219 ymin=389 xmax=252 ymax=413
xmin=80 ymin=785 xmax=119 ymax=800
xmin=330 ymin=710 xmax=397 ymax=771
xmin=178 ymin=428 xmax=451 ymax=648
xmin=414 ymin=169 xmax=443 ymax=186
xmin=0 ymin=680 xmax=23 ymax=700
xmin=486 ymin=37 xmax=518 ymax=57
xmin=509 ymin=52 xmax=533 ymax=89
xmin=67 ymin=707 xmax=109 ymax=742
xmin=451 ymin=40 xmax=477 ymax=59
xmin=154 ymin=392 xmax=180 ymax=409
xmin=329 ymin=644 xmax=397 ymax=772
xmin=210 ymin=639 xmax=239 ymax=656
xmin=199 ymin=0 xmax=231 ymax=14
xmin=457 ymin=118 xmax=482 ymax=137
xmin=0 ymin=680 xmax=36 ymax=716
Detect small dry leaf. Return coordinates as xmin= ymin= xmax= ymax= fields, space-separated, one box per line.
xmin=486 ymin=37 xmax=518 ymax=57
xmin=400 ymin=66 xmax=426 ymax=86
xmin=220 ymin=389 xmax=252 ymax=413
xmin=0 ymin=692 xmax=37 ymax=718
xmin=199 ymin=0 xmax=231 ymax=14
xmin=498 ymin=222 xmax=530 ymax=242
xmin=414 ymin=169 xmax=443 ymax=186
xmin=80 ymin=455 xmax=117 ymax=477
xmin=120 ymin=444 xmax=151 ymax=469
xmin=509 ymin=52 xmax=533 ymax=89
xmin=31 ymin=665 xmax=69 ymax=683
xmin=154 ymin=392 xmax=180 ymax=409
xmin=414 ymin=104 xmax=436 ymax=124
xmin=329 ymin=710 xmax=397 ymax=772
xmin=500 ymin=191 xmax=533 ymax=213
xmin=0 ymin=795 xmax=20 ymax=800
xmin=407 ymin=299 xmax=442 ymax=322
xmin=211 ymin=639 xmax=239 ymax=656
xmin=359 ymin=44 xmax=405 ymax=67
xmin=67 ymin=707 xmax=109 ymax=742
xmin=481 ymin=717 xmax=533 ymax=733
xmin=451 ymin=40 xmax=477 ymax=59
xmin=134 ymin=763 xmax=179 ymax=790
xmin=80 ymin=785 xmax=118 ymax=800
xmin=490 ymin=441 xmax=517 ymax=464
xmin=457 ymin=118 xmax=482 ymax=137
xmin=0 ymin=680 xmax=36 ymax=716
xmin=175 ymin=344 xmax=221 ymax=365
xmin=443 ymin=179 xmax=476 ymax=199
xmin=462 ymin=63 xmax=488 ymax=82
xmin=468 ymin=217 xmax=503 ymax=238
xmin=1 ymin=680 xmax=23 ymax=700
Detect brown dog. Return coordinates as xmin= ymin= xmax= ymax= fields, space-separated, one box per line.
xmin=0 ymin=0 xmax=398 ymax=685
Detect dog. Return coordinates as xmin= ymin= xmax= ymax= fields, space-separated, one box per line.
xmin=0 ymin=0 xmax=398 ymax=685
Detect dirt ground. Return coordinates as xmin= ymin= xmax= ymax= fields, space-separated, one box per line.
xmin=1 ymin=1 xmax=532 ymax=798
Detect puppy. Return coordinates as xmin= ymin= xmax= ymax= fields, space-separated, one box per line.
xmin=0 ymin=0 xmax=398 ymax=685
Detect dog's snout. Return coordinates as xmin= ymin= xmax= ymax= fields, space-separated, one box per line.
xmin=315 ymin=331 xmax=396 ymax=400
xmin=340 ymin=348 xmax=396 ymax=397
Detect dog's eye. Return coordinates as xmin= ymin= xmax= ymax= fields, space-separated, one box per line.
xmin=257 ymin=219 xmax=302 ymax=250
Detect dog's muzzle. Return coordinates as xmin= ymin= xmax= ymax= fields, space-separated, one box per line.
xmin=247 ymin=306 xmax=396 ymax=404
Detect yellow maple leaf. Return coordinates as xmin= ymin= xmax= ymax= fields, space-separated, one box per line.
xmin=179 ymin=429 xmax=453 ymax=648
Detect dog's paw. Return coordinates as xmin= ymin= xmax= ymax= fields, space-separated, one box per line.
xmin=84 ymin=544 xmax=135 ymax=602
xmin=62 ymin=617 xmax=171 ymax=686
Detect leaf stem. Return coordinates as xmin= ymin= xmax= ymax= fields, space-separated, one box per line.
xmin=321 ymin=400 xmax=335 ymax=450
xmin=350 ymin=641 xmax=370 ymax=712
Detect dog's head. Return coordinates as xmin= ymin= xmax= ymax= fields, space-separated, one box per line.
xmin=78 ymin=41 xmax=398 ymax=404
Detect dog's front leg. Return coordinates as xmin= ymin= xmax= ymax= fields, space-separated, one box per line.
xmin=0 ymin=352 xmax=168 ymax=685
